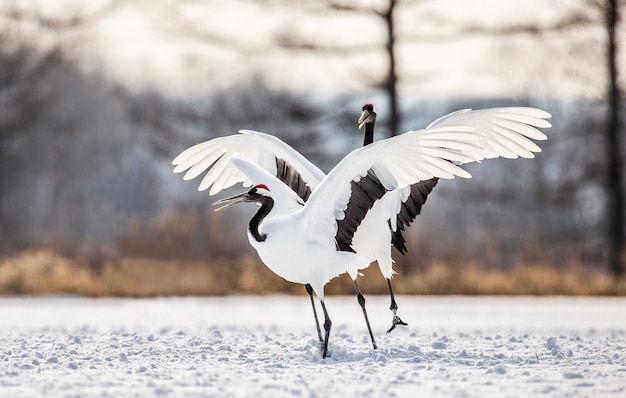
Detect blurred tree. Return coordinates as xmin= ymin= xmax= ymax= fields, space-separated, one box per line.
xmin=0 ymin=44 xmax=154 ymax=253
xmin=155 ymin=77 xmax=328 ymax=168
xmin=271 ymin=0 xmax=596 ymax=137
xmin=603 ymin=0 xmax=623 ymax=277
xmin=423 ymin=0 xmax=624 ymax=277
xmin=323 ymin=0 xmax=400 ymax=136
xmin=274 ymin=0 xmax=402 ymax=136
xmin=0 ymin=1 xmax=161 ymax=260
xmin=0 ymin=36 xmax=62 ymax=250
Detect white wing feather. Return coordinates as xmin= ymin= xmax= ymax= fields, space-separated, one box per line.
xmin=172 ymin=130 xmax=326 ymax=195
xmin=426 ymin=107 xmax=551 ymax=160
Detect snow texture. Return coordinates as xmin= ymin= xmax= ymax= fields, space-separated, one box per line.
xmin=1 ymin=296 xmax=625 ymax=397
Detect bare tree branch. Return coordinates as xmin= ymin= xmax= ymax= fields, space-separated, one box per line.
xmin=274 ymin=32 xmax=379 ymax=54
xmin=0 ymin=0 xmax=123 ymax=31
xmin=403 ymin=11 xmax=597 ymax=42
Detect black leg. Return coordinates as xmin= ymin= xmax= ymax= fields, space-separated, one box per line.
xmin=386 ymin=278 xmax=408 ymax=334
xmin=319 ymin=299 xmax=332 ymax=359
xmin=305 ymin=284 xmax=323 ymax=345
xmin=354 ymin=279 xmax=377 ymax=349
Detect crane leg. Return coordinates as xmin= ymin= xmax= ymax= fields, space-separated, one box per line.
xmin=305 ymin=284 xmax=323 ymax=345
xmin=353 ymin=279 xmax=377 ymax=349
xmin=319 ymin=299 xmax=332 ymax=359
xmin=386 ymin=278 xmax=408 ymax=334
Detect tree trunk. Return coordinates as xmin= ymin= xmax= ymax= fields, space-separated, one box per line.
xmin=605 ymin=0 xmax=624 ymax=277
xmin=383 ymin=0 xmax=399 ymax=137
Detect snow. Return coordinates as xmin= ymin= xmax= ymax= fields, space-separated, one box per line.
xmin=1 ymin=295 xmax=625 ymax=397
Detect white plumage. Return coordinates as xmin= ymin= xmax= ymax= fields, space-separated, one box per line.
xmin=173 ymin=130 xmax=325 ymax=195
xmin=426 ymin=107 xmax=550 ymax=159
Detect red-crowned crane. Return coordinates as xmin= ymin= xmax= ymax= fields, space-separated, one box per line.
xmin=351 ymin=104 xmax=552 ymax=336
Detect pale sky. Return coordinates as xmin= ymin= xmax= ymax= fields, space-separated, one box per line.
xmin=6 ymin=0 xmax=622 ymax=101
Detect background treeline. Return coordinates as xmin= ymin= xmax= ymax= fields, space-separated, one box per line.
xmin=0 ymin=1 xmax=624 ymax=295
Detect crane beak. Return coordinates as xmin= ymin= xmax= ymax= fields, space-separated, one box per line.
xmin=358 ymin=108 xmax=374 ymax=129
xmin=213 ymin=191 xmax=249 ymax=212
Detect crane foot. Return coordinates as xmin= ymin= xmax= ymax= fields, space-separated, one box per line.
xmin=386 ymin=315 xmax=408 ymax=334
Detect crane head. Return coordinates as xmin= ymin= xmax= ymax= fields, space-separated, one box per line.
xmin=358 ymin=103 xmax=376 ymax=129
xmin=213 ymin=184 xmax=272 ymax=211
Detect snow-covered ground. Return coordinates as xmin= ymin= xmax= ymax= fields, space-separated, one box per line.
xmin=1 ymin=295 xmax=625 ymax=397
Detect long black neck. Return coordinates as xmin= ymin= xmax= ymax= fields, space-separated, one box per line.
xmin=363 ymin=122 xmax=375 ymax=146
xmin=249 ymin=197 xmax=274 ymax=242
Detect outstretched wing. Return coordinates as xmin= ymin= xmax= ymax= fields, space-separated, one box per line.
xmin=427 ymin=107 xmax=551 ymax=160
xmin=386 ymin=107 xmax=552 ymax=253
xmin=172 ymin=130 xmax=326 ymax=200
xmin=302 ymin=124 xmax=484 ymax=251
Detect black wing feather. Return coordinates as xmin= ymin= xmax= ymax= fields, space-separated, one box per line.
xmin=275 ymin=157 xmax=313 ymax=202
xmin=391 ymin=178 xmax=439 ymax=254
xmin=335 ymin=169 xmax=389 ymax=252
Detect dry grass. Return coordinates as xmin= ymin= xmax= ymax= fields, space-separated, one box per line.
xmin=0 ymin=249 xmax=302 ymax=297
xmin=1 ymin=249 xmax=624 ymax=297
